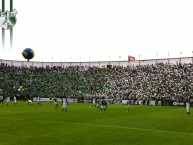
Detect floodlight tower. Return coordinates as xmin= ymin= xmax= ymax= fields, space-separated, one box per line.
xmin=0 ymin=0 xmax=18 ymax=48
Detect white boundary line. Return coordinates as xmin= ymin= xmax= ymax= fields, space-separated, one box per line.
xmin=1 ymin=117 xmax=193 ymax=135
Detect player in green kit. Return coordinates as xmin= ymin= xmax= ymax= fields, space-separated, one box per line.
xmin=53 ymin=97 xmax=59 ymax=109
xmin=100 ymin=97 xmax=107 ymax=113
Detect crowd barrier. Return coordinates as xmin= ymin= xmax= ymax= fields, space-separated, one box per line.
xmin=0 ymin=57 xmax=193 ymax=68
xmin=121 ymin=100 xmax=193 ymax=106
xmin=33 ymin=98 xmax=77 ymax=103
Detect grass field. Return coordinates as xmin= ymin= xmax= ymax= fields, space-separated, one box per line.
xmin=0 ymin=102 xmax=193 ymax=145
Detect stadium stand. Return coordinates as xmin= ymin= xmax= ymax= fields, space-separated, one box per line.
xmin=0 ymin=57 xmax=192 ymax=105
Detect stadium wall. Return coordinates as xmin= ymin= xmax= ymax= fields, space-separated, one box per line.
xmin=0 ymin=57 xmax=192 ymax=68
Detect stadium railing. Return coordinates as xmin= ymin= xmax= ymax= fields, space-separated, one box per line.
xmin=0 ymin=57 xmax=192 ymax=68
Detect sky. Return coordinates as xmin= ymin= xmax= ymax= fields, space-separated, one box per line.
xmin=0 ymin=0 xmax=193 ymax=62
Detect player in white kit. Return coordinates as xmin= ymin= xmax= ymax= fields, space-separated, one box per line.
xmin=126 ymin=99 xmax=131 ymax=112
xmin=186 ymin=98 xmax=192 ymax=116
xmin=13 ymin=96 xmax=17 ymax=104
xmin=90 ymin=97 xmax=96 ymax=108
xmin=6 ymin=97 xmax=10 ymax=105
xmin=27 ymin=100 xmax=33 ymax=105
xmin=62 ymin=97 xmax=68 ymax=112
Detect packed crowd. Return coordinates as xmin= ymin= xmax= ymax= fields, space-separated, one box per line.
xmin=0 ymin=62 xmax=192 ymax=102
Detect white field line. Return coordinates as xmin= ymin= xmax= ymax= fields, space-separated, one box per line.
xmin=43 ymin=120 xmax=193 ymax=135
xmin=1 ymin=117 xmax=193 ymax=135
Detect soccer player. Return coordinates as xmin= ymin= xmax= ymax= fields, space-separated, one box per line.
xmin=126 ymin=98 xmax=131 ymax=112
xmin=96 ymin=98 xmax=100 ymax=109
xmin=100 ymin=97 xmax=107 ymax=113
xmin=90 ymin=97 xmax=96 ymax=108
xmin=53 ymin=97 xmax=59 ymax=109
xmin=27 ymin=100 xmax=33 ymax=105
xmin=62 ymin=96 xmax=68 ymax=112
xmin=0 ymin=96 xmax=3 ymax=104
xmin=186 ymin=98 xmax=192 ymax=116
xmin=37 ymin=97 xmax=41 ymax=105
xmin=49 ymin=96 xmax=53 ymax=103
xmin=13 ymin=96 xmax=17 ymax=105
xmin=6 ymin=96 xmax=10 ymax=105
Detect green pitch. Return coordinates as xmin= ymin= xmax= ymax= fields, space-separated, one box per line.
xmin=0 ymin=102 xmax=193 ymax=145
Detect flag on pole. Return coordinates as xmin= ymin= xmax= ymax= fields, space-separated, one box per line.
xmin=128 ymin=55 xmax=135 ymax=61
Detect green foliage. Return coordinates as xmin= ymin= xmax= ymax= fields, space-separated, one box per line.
xmin=0 ymin=103 xmax=193 ymax=145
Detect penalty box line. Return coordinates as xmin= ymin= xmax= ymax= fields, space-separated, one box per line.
xmin=1 ymin=117 xmax=193 ymax=135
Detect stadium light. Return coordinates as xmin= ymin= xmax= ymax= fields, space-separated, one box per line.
xmin=0 ymin=0 xmax=17 ymax=48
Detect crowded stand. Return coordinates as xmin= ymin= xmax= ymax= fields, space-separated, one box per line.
xmin=0 ymin=62 xmax=192 ymax=105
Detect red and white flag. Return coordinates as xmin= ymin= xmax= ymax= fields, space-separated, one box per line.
xmin=128 ymin=55 xmax=135 ymax=61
